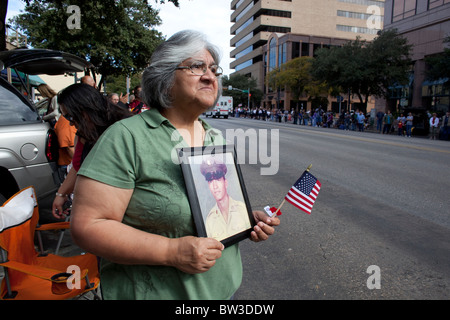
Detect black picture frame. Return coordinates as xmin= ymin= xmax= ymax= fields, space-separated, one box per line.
xmin=178 ymin=145 xmax=255 ymax=248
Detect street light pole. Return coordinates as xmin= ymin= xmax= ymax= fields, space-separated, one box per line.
xmin=228 ymin=85 xmax=251 ymax=109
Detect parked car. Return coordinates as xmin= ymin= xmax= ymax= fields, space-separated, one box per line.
xmin=0 ymin=49 xmax=93 ymax=220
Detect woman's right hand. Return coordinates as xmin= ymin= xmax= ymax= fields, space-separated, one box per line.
xmin=52 ymin=195 xmax=67 ymax=219
xmin=169 ymin=236 xmax=224 ymax=274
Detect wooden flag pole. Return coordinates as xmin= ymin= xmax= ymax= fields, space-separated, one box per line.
xmin=273 ymin=164 xmax=312 ymax=216
xmin=274 ymin=199 xmax=285 ymax=216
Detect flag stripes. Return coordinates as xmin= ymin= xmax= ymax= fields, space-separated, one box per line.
xmin=284 ymin=171 xmax=321 ymax=214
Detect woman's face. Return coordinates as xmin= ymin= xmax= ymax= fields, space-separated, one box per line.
xmin=170 ymin=49 xmax=219 ymax=113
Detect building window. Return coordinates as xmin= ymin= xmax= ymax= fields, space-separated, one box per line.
xmin=336 ymin=24 xmax=379 ymax=34
xmin=392 ymin=0 xmax=417 ymax=22
xmin=236 ymin=45 xmax=253 ymax=59
xmin=235 ymin=0 xmax=246 ymax=10
xmin=269 ymin=38 xmax=277 ymax=71
xmin=278 ymin=42 xmax=287 ymax=66
xmin=428 ymin=0 xmax=450 ymax=10
xmin=235 ymin=32 xmax=253 ymax=48
xmin=257 ymin=9 xmax=292 ymax=18
xmin=337 ymin=10 xmax=384 ymax=23
xmin=259 ymin=26 xmax=291 ymax=33
xmin=236 ymin=1 xmax=254 ymax=22
xmin=302 ymin=42 xmax=310 ymax=57
xmin=338 ymin=0 xmax=385 ymax=8
xmin=236 ymin=17 xmax=254 ymax=35
xmin=235 ymin=59 xmax=253 ymax=71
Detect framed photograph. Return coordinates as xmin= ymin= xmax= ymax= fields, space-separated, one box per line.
xmin=178 ymin=145 xmax=255 ymax=248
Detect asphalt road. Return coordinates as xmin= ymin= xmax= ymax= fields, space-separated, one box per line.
xmin=206 ymin=116 xmax=450 ymax=300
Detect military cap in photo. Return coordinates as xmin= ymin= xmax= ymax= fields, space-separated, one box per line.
xmin=200 ymin=156 xmax=227 ymax=182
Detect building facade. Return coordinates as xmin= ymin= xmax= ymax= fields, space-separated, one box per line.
xmin=230 ymin=0 xmax=385 ymax=111
xmin=383 ymin=0 xmax=450 ymax=114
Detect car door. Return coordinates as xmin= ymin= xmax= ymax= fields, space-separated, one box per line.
xmin=0 ymin=49 xmax=93 ymax=218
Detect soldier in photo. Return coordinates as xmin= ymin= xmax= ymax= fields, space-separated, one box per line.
xmin=200 ymin=156 xmax=251 ymax=241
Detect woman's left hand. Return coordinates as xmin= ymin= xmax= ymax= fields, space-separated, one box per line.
xmin=250 ymin=210 xmax=280 ymax=242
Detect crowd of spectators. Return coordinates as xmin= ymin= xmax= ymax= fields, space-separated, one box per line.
xmin=230 ymin=106 xmax=450 ymax=140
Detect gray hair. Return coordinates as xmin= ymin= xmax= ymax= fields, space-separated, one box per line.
xmin=141 ymin=30 xmax=222 ymax=111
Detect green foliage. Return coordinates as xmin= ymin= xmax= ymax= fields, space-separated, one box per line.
xmin=10 ymin=0 xmax=179 ymax=80
xmin=312 ymin=29 xmax=412 ymax=105
xmin=222 ymin=74 xmax=263 ymax=108
xmin=105 ymin=73 xmax=142 ymax=96
xmin=266 ymin=56 xmax=336 ymax=108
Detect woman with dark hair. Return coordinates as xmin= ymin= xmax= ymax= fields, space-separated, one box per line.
xmin=51 ymin=83 xmax=132 ymax=219
xmin=70 ymin=30 xmax=280 ymax=300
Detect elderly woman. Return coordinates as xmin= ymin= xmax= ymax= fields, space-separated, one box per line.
xmin=70 ymin=30 xmax=280 ymax=300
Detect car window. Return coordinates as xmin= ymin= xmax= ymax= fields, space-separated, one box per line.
xmin=0 ymin=78 xmax=40 ymax=125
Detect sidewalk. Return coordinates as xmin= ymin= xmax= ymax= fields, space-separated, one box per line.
xmin=240 ymin=115 xmax=435 ymax=139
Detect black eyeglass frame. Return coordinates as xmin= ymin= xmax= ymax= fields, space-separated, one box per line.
xmin=176 ymin=61 xmax=223 ymax=77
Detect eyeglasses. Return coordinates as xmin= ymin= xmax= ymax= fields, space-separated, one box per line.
xmin=177 ymin=61 xmax=223 ymax=77
xmin=205 ymin=170 xmax=225 ymax=182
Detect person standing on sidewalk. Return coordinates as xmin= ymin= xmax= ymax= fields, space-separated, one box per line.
xmin=405 ymin=112 xmax=414 ymax=137
xmin=429 ymin=113 xmax=440 ymax=140
xmin=376 ymin=110 xmax=384 ymax=133
xmin=383 ymin=110 xmax=393 ymax=134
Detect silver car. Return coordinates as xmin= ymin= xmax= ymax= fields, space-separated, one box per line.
xmin=0 ymin=49 xmax=93 ymax=220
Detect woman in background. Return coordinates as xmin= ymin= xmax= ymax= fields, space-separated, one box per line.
xmin=36 ymin=83 xmax=60 ymax=126
xmin=51 ymin=83 xmax=131 ymax=219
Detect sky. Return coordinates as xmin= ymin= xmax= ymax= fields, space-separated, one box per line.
xmin=6 ymin=0 xmax=234 ymax=76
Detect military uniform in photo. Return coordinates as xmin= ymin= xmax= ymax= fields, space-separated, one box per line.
xmin=200 ymin=156 xmax=251 ymax=241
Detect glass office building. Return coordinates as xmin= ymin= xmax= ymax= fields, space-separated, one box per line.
xmin=230 ymin=0 xmax=385 ymax=110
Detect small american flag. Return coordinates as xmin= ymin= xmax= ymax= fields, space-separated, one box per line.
xmin=285 ymin=170 xmax=321 ymax=214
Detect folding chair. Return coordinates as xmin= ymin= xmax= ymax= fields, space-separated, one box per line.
xmin=36 ymin=202 xmax=71 ymax=256
xmin=0 ymin=186 xmax=100 ymax=300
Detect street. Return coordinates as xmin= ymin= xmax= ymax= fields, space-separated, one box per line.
xmin=206 ymin=116 xmax=450 ymax=300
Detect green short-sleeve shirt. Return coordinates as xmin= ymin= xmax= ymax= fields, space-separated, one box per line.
xmin=78 ymin=108 xmax=242 ymax=300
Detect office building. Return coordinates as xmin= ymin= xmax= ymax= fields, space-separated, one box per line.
xmin=230 ymin=0 xmax=385 ymax=111
xmin=383 ymin=0 xmax=450 ymax=114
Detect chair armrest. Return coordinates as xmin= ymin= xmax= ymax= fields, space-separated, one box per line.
xmin=0 ymin=260 xmax=87 ymax=282
xmin=36 ymin=222 xmax=70 ymax=231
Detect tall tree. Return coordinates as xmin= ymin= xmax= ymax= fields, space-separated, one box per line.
xmin=267 ymin=56 xmax=336 ymax=109
xmin=9 ymin=0 xmax=179 ymax=88
xmin=312 ymin=29 xmax=412 ymax=106
xmin=222 ymin=74 xmax=262 ymax=108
